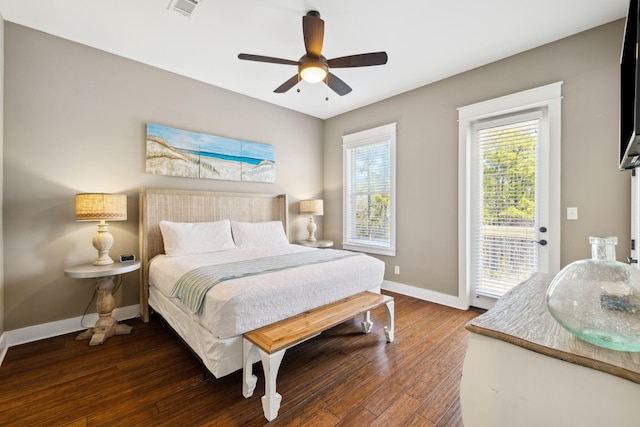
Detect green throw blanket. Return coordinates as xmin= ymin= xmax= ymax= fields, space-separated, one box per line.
xmin=170 ymin=249 xmax=363 ymax=314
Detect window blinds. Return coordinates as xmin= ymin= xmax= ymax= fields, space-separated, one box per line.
xmin=474 ymin=118 xmax=540 ymax=297
xmin=345 ymin=140 xmax=391 ymax=247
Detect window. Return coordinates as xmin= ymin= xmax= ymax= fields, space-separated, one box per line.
xmin=343 ymin=123 xmax=396 ymax=256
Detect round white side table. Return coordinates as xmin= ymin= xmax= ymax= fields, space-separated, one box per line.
xmin=64 ymin=260 xmax=141 ymax=346
xmin=298 ymin=240 xmax=334 ymax=248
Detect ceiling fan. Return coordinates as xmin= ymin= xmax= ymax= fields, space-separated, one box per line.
xmin=238 ymin=11 xmax=388 ymax=96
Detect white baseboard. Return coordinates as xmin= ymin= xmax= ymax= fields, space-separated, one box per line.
xmin=1 ymin=304 xmax=140 ymax=360
xmin=382 ymin=280 xmax=467 ymax=310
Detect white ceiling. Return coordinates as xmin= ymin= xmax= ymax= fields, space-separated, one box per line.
xmin=0 ymin=0 xmax=629 ymax=119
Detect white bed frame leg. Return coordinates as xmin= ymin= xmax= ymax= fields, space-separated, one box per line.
xmin=242 ymin=338 xmax=258 ymax=398
xmin=361 ymin=310 xmax=373 ymax=333
xmin=384 ymin=300 xmax=395 ymax=342
xmin=260 ymin=348 xmax=285 ymax=421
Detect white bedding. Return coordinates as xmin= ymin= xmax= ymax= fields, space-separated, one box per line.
xmin=148 ymin=286 xmax=244 ymax=377
xmin=149 ymin=244 xmax=385 ymax=340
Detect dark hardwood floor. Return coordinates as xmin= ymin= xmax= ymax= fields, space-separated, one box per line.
xmin=0 ymin=292 xmax=482 ymax=426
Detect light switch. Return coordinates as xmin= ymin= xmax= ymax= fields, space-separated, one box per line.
xmin=567 ymin=207 xmax=578 ymax=220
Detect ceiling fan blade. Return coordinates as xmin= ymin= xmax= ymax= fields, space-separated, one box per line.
xmin=238 ymin=53 xmax=298 ymax=66
xmin=328 ymin=52 xmax=388 ymax=68
xmin=274 ymin=75 xmax=300 ymax=93
xmin=326 ymin=73 xmax=352 ymax=96
xmin=303 ymin=11 xmax=324 ymax=57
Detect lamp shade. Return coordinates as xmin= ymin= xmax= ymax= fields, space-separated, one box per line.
xmin=76 ymin=193 xmax=127 ymax=222
xmin=300 ymin=199 xmax=323 ymax=216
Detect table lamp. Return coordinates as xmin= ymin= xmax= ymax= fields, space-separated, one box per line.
xmin=76 ymin=193 xmax=127 ymax=265
xmin=299 ymin=199 xmax=323 ymax=242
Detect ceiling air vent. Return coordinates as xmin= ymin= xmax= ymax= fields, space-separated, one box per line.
xmin=168 ymin=0 xmax=201 ymax=17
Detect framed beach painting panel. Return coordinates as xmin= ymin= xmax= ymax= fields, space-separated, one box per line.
xmin=241 ymin=140 xmax=276 ymax=183
xmin=145 ymin=123 xmax=275 ymax=183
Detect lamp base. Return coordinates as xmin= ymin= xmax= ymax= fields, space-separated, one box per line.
xmin=306 ymin=217 xmax=317 ymax=242
xmin=92 ymin=222 xmax=115 ymax=265
xmin=93 ymin=256 xmax=115 ymax=266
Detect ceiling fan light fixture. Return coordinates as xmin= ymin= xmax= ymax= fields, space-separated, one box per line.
xmin=238 ymin=11 xmax=387 ymax=96
xmin=300 ymin=61 xmax=327 ymax=83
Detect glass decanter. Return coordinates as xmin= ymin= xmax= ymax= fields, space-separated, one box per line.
xmin=546 ymin=236 xmax=640 ymax=351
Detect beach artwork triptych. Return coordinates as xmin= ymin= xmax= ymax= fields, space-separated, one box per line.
xmin=145 ymin=123 xmax=275 ymax=183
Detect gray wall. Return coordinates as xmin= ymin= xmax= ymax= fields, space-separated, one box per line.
xmin=3 ymin=23 xmax=323 ymax=331
xmin=324 ymin=20 xmax=630 ymax=297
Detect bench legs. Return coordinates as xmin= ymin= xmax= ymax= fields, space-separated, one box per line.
xmin=384 ymin=299 xmax=395 ymax=342
xmin=260 ymin=348 xmax=285 ymax=421
xmin=360 ymin=300 xmax=395 ymax=343
xmin=242 ymin=299 xmax=395 ymax=422
xmin=242 ymin=338 xmax=258 ymax=398
xmin=361 ymin=311 xmax=374 ymax=333
xmin=242 ymin=338 xmax=285 ymax=421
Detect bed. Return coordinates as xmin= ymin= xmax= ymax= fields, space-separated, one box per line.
xmin=460 ymin=273 xmax=640 ymax=426
xmin=138 ymin=188 xmax=385 ymax=378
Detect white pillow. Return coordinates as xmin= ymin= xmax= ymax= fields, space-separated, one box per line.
xmin=231 ymin=221 xmax=289 ymax=248
xmin=159 ymin=219 xmax=235 ymax=256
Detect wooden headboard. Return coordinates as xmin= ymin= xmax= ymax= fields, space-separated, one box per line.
xmin=138 ymin=188 xmax=289 ymax=322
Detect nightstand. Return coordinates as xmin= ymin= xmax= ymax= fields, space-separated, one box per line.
xmin=298 ymin=240 xmax=334 ymax=248
xmin=64 ymin=260 xmax=141 ymax=346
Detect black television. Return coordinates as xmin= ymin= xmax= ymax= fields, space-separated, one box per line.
xmin=620 ymin=0 xmax=640 ymax=169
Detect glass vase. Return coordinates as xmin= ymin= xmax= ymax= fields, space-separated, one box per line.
xmin=546 ymin=236 xmax=640 ymax=351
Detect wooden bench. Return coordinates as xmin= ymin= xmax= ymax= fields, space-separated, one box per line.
xmin=242 ymin=291 xmax=395 ymax=421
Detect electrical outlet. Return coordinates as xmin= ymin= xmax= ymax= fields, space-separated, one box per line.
xmin=394 ymin=266 xmax=400 ymax=275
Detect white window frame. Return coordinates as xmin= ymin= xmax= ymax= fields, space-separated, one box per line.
xmin=342 ymin=122 xmax=397 ymax=256
xmin=458 ymin=82 xmax=562 ymax=309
